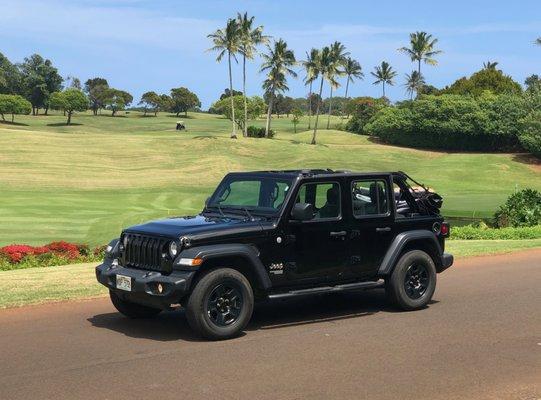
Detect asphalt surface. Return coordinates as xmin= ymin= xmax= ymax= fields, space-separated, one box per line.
xmin=0 ymin=250 xmax=540 ymax=400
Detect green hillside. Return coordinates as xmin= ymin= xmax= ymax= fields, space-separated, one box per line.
xmin=1 ymin=111 xmax=539 ymax=246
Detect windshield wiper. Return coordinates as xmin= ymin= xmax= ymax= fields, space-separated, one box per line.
xmin=204 ymin=204 xmax=225 ymax=218
xmin=242 ymin=207 xmax=254 ymax=221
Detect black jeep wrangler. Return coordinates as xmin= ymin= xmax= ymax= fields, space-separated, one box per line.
xmin=96 ymin=170 xmax=453 ymax=340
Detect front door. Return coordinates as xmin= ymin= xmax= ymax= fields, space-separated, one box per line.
xmin=281 ymin=180 xmax=350 ymax=285
xmin=348 ymin=177 xmax=395 ymax=278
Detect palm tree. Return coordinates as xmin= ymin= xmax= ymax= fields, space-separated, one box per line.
xmin=260 ymin=39 xmax=297 ymax=137
xmin=208 ymin=18 xmax=240 ymax=138
xmin=311 ymin=46 xmax=339 ymax=145
xmin=371 ymin=61 xmax=397 ymax=98
xmin=536 ymin=37 xmax=541 ymax=45
xmin=237 ymin=12 xmax=269 ymax=137
xmin=302 ymin=48 xmax=319 ymax=130
xmin=483 ymin=61 xmax=499 ymax=70
xmin=404 ymin=71 xmax=425 ymax=100
xmin=326 ymin=41 xmax=349 ymax=129
xmin=342 ymin=57 xmax=363 ymax=118
xmin=398 ymin=31 xmax=442 ymax=75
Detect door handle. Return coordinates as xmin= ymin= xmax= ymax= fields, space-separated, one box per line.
xmin=330 ymin=231 xmax=347 ymax=237
xmin=376 ymin=227 xmax=391 ymax=233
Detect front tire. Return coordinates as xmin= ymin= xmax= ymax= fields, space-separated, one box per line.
xmin=109 ymin=290 xmax=162 ymax=318
xmin=386 ymin=250 xmax=437 ymax=311
xmin=186 ymin=268 xmax=254 ymax=340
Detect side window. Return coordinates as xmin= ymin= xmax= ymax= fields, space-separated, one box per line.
xmin=352 ymin=180 xmax=389 ymax=217
xmin=296 ymin=182 xmax=341 ymax=220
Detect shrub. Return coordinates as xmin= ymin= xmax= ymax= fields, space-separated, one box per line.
xmin=518 ymin=111 xmax=541 ymax=158
xmin=0 ymin=241 xmax=106 ymax=271
xmin=450 ymin=224 xmax=541 ymax=240
xmin=345 ymin=97 xmax=388 ymax=135
xmin=365 ymin=94 xmax=522 ymax=151
xmin=494 ymin=189 xmax=541 ymax=227
xmin=246 ymin=125 xmax=275 ymax=138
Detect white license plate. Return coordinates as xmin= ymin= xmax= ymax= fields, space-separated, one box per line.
xmin=116 ymin=274 xmax=132 ymax=291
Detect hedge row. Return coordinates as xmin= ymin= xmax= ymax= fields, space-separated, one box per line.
xmin=450 ymin=224 xmax=541 ymax=240
xmin=364 ymin=94 xmax=529 ymax=151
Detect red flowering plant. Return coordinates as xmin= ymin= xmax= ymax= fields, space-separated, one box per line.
xmin=0 ymin=241 xmax=105 ymax=271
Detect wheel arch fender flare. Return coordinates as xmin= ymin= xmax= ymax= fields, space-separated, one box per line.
xmin=378 ymin=230 xmax=442 ymax=276
xmin=175 ymin=243 xmax=272 ymax=290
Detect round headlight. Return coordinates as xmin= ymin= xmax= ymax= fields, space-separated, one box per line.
xmin=169 ymin=241 xmax=178 ymax=257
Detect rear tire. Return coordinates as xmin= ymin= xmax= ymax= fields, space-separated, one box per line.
xmin=109 ymin=290 xmax=162 ymax=318
xmin=386 ymin=250 xmax=437 ymax=311
xmin=186 ymin=268 xmax=254 ymax=340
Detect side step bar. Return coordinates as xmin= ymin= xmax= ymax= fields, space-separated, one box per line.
xmin=268 ymin=280 xmax=385 ymax=300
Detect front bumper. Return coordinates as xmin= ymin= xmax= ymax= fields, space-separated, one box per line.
xmin=95 ymin=259 xmax=196 ymax=309
xmin=437 ymin=252 xmax=454 ymax=273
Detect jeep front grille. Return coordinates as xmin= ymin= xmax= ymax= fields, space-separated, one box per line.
xmin=122 ymin=234 xmax=171 ymax=273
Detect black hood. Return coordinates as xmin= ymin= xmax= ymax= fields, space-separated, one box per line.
xmin=123 ymin=214 xmax=267 ymax=240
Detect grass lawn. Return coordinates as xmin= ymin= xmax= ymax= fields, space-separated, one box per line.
xmin=0 ymin=240 xmax=538 ymax=309
xmin=1 ymin=110 xmax=540 ymax=246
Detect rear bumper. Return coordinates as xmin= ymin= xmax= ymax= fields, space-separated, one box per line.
xmin=437 ymin=252 xmax=454 ymax=273
xmin=95 ymin=259 xmax=196 ymax=309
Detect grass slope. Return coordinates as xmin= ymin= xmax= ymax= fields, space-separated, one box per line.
xmin=1 ymin=111 xmax=540 ymax=246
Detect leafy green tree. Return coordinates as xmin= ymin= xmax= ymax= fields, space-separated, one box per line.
xmin=84 ymin=78 xmax=109 ymax=115
xmin=261 ymin=39 xmax=297 ymax=137
xmin=371 ymin=61 xmax=397 ymax=98
xmin=525 ymin=74 xmax=541 ymax=93
xmin=291 ymin=108 xmax=303 ymax=133
xmin=159 ymin=94 xmax=172 ymax=113
xmin=398 ymin=31 xmax=442 ymax=75
xmin=0 ymin=94 xmax=31 ymax=122
xmin=170 ymin=87 xmax=201 ymax=116
xmin=211 ymin=95 xmax=265 ymax=131
xmin=219 ymin=88 xmax=242 ymax=100
xmin=49 ymin=89 xmax=89 ymax=124
xmin=345 ymin=96 xmax=388 ymax=134
xmin=494 ymin=189 xmax=541 ymax=227
xmin=139 ymin=91 xmax=162 ymax=116
xmin=404 ymin=71 xmax=425 ymax=99
xmin=18 ymin=54 xmax=63 ymax=115
xmin=0 ymin=52 xmax=22 ymax=94
xmin=102 ymin=88 xmax=132 ymax=116
xmin=441 ymin=68 xmax=522 ymax=96
xmin=326 ymin=41 xmax=349 ymax=129
xmin=302 ymin=48 xmax=319 ymax=129
xmin=208 ymin=18 xmax=241 ymax=138
xmin=237 ymin=12 xmax=269 ymax=137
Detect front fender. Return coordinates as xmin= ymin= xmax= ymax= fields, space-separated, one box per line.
xmin=174 ymin=243 xmax=272 ymax=290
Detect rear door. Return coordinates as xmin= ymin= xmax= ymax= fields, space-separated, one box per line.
xmin=280 ymin=179 xmax=350 ymax=285
xmin=347 ymin=175 xmax=395 ymax=279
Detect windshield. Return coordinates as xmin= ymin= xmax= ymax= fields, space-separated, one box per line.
xmin=207 ymin=175 xmax=294 ymax=215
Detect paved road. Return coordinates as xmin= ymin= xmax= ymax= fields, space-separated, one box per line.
xmin=1 ymin=250 xmax=540 ymax=400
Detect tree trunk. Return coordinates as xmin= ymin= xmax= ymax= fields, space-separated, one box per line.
xmin=228 ymin=52 xmax=237 ymax=139
xmin=242 ymin=54 xmax=248 ymax=137
xmin=67 ymin=111 xmax=72 ymax=125
xmin=185 ymin=110 xmax=188 ymax=117
xmin=112 ymin=109 xmax=116 ymax=117
xmin=382 ymin=82 xmax=386 ymax=98
xmin=0 ymin=112 xmax=4 ymax=121
xmin=11 ymin=113 xmax=14 ymax=123
xmin=311 ymin=77 xmax=324 ymax=145
xmin=343 ymin=77 xmax=350 ymax=118
xmin=307 ymin=81 xmax=313 ymax=130
xmin=44 ymin=106 xmax=49 ymax=116
xmin=265 ymin=90 xmax=274 ymax=138
xmin=326 ymin=86 xmax=333 ymax=129
xmin=418 ymin=59 xmax=421 ymax=75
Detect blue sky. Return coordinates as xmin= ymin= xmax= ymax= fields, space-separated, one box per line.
xmin=1 ymin=0 xmax=540 ymax=108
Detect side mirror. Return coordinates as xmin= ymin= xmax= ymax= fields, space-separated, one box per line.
xmin=290 ymin=203 xmax=314 ymax=221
